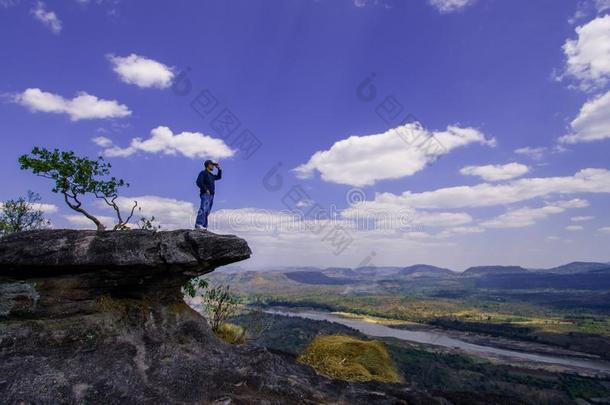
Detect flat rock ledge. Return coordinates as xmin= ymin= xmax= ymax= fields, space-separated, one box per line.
xmin=0 ymin=230 xmax=444 ymax=404
xmin=0 ymin=229 xmax=252 ymax=319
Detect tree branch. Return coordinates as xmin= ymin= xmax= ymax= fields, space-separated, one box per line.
xmin=123 ymin=200 xmax=138 ymax=227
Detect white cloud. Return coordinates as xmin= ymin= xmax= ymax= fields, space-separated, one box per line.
xmin=553 ymin=199 xmax=590 ymax=209
xmin=413 ymin=211 xmax=473 ymax=227
xmin=1 ymin=1 xmax=21 ymax=8
xmin=571 ymin=215 xmax=594 ymax=221
xmin=294 ymin=123 xmax=495 ymax=187
xmin=64 ymin=214 xmax=116 ymax=229
xmin=560 ymin=89 xmax=610 ymax=144
xmin=0 ymin=202 xmax=58 ymax=214
xmin=31 ymin=2 xmax=62 ymax=34
xmin=367 ymin=168 xmax=610 ymax=209
xmin=209 ymin=207 xmax=456 ymax=241
xmin=569 ymin=1 xmax=610 ymax=25
xmin=107 ymin=54 xmax=175 ymax=89
xmin=597 ymin=0 xmax=610 ymax=12
xmin=428 ymin=0 xmax=477 ymax=13
xmin=460 ymin=162 xmax=529 ymax=182
xmin=13 ymin=88 xmax=131 ymax=121
xmin=437 ymin=226 xmax=484 ymax=238
xmin=565 ymin=225 xmax=584 ymax=231
xmin=480 ymin=199 xmax=588 ymax=229
xmin=97 ymin=126 xmax=234 ymax=160
xmin=114 ymin=196 xmax=197 ymax=229
xmin=210 ymin=208 xmax=311 ymax=233
xmin=92 ymin=136 xmax=113 ymax=147
xmin=351 ymin=0 xmax=392 ymax=8
xmin=561 ymin=15 xmax=610 ymax=91
xmin=514 ymin=146 xmax=547 ymax=161
xmin=33 ymin=203 xmax=59 ymax=214
xmin=295 ymin=199 xmax=314 ymax=208
xmin=341 ymin=203 xmax=472 ymax=229
xmin=599 ymin=226 xmax=610 ymax=233
xmin=203 ymin=206 xmax=469 ymax=268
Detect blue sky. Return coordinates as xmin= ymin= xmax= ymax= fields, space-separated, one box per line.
xmin=1 ymin=0 xmax=610 ymax=270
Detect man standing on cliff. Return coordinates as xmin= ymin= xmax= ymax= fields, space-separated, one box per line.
xmin=195 ymin=160 xmax=222 ymax=230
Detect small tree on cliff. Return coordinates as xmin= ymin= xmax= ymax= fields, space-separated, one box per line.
xmin=0 ymin=191 xmax=50 ymax=237
xmin=183 ymin=281 xmax=239 ymax=332
xmin=19 ymin=147 xmax=137 ymax=231
xmin=203 ymin=284 xmax=240 ymax=332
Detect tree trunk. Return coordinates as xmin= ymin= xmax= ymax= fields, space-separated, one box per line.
xmin=63 ymin=193 xmax=106 ymax=231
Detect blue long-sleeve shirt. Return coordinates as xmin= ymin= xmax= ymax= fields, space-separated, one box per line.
xmin=196 ymin=169 xmax=222 ymax=195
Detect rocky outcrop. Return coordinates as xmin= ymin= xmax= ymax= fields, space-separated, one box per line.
xmin=0 ymin=229 xmax=250 ymax=320
xmin=0 ymin=230 xmax=442 ymax=404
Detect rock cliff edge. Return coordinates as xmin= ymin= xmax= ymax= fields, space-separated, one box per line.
xmin=0 ymin=230 xmax=440 ymax=404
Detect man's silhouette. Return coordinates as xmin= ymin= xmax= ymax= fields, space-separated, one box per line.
xmin=195 ymin=160 xmax=222 ymax=230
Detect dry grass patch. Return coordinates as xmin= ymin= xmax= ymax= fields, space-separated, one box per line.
xmin=298 ymin=334 xmax=403 ymax=383
xmin=215 ymin=323 xmax=246 ymax=344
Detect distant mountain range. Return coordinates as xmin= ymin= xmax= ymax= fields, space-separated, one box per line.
xmin=400 ymin=264 xmax=454 ymax=277
xmin=284 ymin=271 xmax=355 ymax=285
xmin=538 ymin=261 xmax=610 ymax=274
xmin=216 ymin=261 xmax=610 ymax=291
xmin=462 ymin=266 xmax=529 ymax=276
xmin=222 ymin=261 xmax=610 ymax=276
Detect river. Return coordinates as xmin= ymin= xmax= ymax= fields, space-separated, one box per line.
xmin=265 ymin=308 xmax=610 ymax=375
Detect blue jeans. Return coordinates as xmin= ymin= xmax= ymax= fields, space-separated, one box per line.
xmin=195 ymin=194 xmax=214 ymax=228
